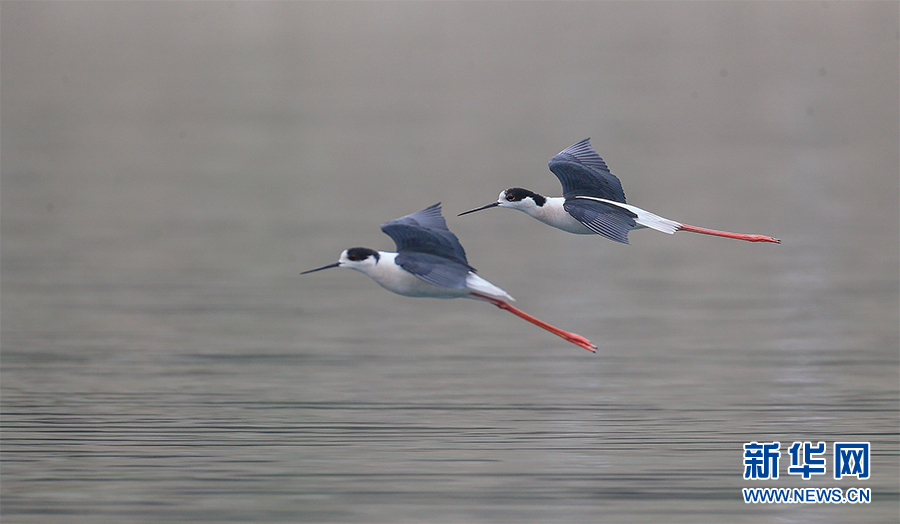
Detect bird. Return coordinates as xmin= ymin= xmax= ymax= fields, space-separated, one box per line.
xmin=458 ymin=138 xmax=780 ymax=245
xmin=301 ymin=203 xmax=597 ymax=352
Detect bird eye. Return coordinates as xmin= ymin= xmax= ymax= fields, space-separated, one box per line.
xmin=506 ymin=192 xmax=515 ymax=201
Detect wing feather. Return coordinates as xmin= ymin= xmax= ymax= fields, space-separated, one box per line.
xmin=563 ymin=198 xmax=636 ymax=244
xmin=548 ymin=138 xmax=627 ymax=202
xmin=380 ymin=203 xmax=469 ymax=266
xmin=395 ymin=252 xmax=473 ymax=289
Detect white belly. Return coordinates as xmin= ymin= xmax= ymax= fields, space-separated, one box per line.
xmin=375 ymin=270 xmax=468 ymax=298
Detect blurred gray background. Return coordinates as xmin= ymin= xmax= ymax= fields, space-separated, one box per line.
xmin=2 ymin=2 xmax=897 ymax=523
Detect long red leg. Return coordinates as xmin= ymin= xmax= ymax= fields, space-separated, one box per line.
xmin=677 ymin=223 xmax=780 ymax=243
xmin=470 ymin=293 xmax=597 ymax=352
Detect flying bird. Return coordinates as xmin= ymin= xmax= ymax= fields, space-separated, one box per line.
xmin=459 ymin=138 xmax=780 ymax=244
xmin=302 ymin=203 xmax=597 ymax=352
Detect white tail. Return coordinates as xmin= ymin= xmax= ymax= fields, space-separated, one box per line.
xmin=594 ymin=199 xmax=681 ymax=234
xmin=466 ymin=273 xmax=515 ymax=302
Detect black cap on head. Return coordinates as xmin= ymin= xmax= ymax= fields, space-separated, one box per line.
xmin=504 ymin=188 xmax=546 ymax=207
xmin=345 ymin=247 xmax=380 ymax=262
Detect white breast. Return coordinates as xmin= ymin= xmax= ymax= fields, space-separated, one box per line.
xmin=527 ymin=197 xmax=596 ymax=235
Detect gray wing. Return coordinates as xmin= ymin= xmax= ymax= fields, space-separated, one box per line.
xmin=563 ymin=198 xmax=636 ymax=244
xmin=394 ymin=252 xmax=473 ymax=290
xmin=380 ymin=203 xmax=469 ymax=266
xmin=548 ymin=138 xmax=627 ymax=202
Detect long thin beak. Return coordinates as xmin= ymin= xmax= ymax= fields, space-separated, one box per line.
xmin=301 ymin=262 xmax=340 ymax=274
xmin=458 ymin=201 xmax=500 ymax=216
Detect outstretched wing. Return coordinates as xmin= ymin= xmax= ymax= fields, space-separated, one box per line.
xmin=563 ymin=198 xmax=636 ymax=244
xmin=380 ymin=203 xmax=470 ymax=267
xmin=548 ymin=138 xmax=627 ymax=203
xmin=394 ymin=252 xmax=472 ymax=289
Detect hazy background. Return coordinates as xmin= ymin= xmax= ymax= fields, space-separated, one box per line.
xmin=3 ymin=2 xmax=898 ymax=523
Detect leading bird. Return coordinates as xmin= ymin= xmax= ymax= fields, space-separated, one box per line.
xmin=459 ymin=138 xmax=780 ymax=245
xmin=302 ymin=203 xmax=597 ymax=352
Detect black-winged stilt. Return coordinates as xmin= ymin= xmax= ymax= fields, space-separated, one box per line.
xmin=302 ymin=203 xmax=597 ymax=352
xmin=459 ymin=138 xmax=780 ymax=245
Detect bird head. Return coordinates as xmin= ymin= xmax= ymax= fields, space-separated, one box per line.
xmin=301 ymin=247 xmax=380 ymax=275
xmin=458 ymin=187 xmax=547 ymax=216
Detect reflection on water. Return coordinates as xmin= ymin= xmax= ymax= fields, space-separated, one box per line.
xmin=2 ymin=2 xmax=898 ymax=523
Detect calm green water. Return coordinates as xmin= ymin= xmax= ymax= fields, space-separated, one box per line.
xmin=2 ymin=3 xmax=898 ymax=523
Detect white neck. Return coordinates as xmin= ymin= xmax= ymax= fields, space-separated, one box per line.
xmin=353 ymin=251 xmax=398 ymax=281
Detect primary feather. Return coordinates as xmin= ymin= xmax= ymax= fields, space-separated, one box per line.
xmin=380 ymin=203 xmax=470 ymax=267
xmin=548 ymin=138 xmax=627 ymax=202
